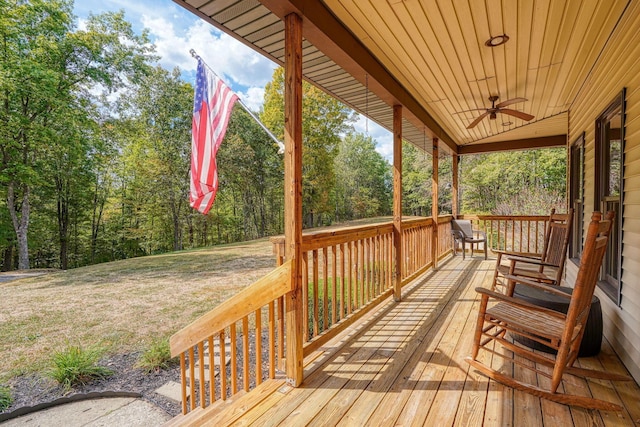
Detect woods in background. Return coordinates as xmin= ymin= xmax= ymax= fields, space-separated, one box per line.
xmin=0 ymin=1 xmax=566 ymax=271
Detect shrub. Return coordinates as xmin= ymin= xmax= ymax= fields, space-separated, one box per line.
xmin=0 ymin=386 xmax=12 ymax=411
xmin=136 ymin=338 xmax=176 ymax=373
xmin=49 ymin=346 xmax=113 ymax=389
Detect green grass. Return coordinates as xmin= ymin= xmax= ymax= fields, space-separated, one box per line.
xmin=0 ymin=385 xmax=12 ymax=411
xmin=48 ymin=346 xmax=113 ymax=389
xmin=136 ymin=338 xmax=176 ymax=373
xmin=0 ymin=238 xmax=276 ymax=382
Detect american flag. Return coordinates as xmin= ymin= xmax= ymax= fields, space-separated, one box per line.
xmin=190 ymin=58 xmax=238 ymax=214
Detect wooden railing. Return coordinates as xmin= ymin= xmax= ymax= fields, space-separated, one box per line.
xmin=169 ymin=261 xmax=291 ymax=415
xmin=271 ymin=216 xmax=454 ymax=357
xmin=459 ymin=215 xmax=551 ymax=255
xmin=401 ymin=218 xmax=432 ymax=283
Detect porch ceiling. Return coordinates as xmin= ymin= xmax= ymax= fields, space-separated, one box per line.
xmin=174 ymin=0 xmax=630 ymax=154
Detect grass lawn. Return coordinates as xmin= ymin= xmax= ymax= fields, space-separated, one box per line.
xmin=0 ymin=238 xmax=276 ymax=381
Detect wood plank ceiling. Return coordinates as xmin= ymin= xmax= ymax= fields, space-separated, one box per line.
xmin=174 ymin=0 xmax=631 ymax=154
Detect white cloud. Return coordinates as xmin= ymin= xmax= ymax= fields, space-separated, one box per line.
xmin=237 ymin=87 xmax=266 ymax=112
xmin=141 ymin=16 xmax=276 ymax=89
xmin=353 ymin=114 xmax=393 ymax=161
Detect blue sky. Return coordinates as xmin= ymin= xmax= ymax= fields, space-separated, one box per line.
xmin=73 ymin=0 xmax=393 ymax=159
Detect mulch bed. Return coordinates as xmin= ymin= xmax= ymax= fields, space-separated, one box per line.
xmin=2 ymin=352 xmax=182 ymax=418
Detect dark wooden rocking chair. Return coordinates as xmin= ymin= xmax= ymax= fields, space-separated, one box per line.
xmin=466 ymin=211 xmax=632 ymax=410
xmin=491 ymin=208 xmax=573 ymax=294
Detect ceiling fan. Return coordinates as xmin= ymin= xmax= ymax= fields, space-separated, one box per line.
xmin=460 ymin=96 xmax=534 ymax=129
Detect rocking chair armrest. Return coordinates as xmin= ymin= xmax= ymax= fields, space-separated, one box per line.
xmin=493 ymin=249 xmax=542 ymax=258
xmin=474 ymin=287 xmax=567 ymax=319
xmin=502 ymin=274 xmax=572 ymax=299
xmin=505 ymin=255 xmax=557 ymax=268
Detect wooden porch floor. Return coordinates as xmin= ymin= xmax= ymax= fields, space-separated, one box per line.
xmin=187 ymin=256 xmax=640 ymax=426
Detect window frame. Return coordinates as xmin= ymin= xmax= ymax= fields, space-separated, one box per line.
xmin=569 ymin=133 xmax=585 ymax=262
xmin=594 ymin=89 xmax=626 ymax=306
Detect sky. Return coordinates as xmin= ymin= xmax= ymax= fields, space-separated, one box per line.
xmin=73 ymin=0 xmax=393 ymax=160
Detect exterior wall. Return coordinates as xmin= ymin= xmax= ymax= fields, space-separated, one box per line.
xmin=567 ymin=1 xmax=640 ymax=383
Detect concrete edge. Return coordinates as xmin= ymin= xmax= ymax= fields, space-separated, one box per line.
xmin=0 ymin=391 xmax=142 ymax=422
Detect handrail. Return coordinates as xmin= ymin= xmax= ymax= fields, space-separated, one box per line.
xmin=170 ymin=260 xmax=292 ymax=357
xmin=458 ymin=214 xmax=551 ymax=254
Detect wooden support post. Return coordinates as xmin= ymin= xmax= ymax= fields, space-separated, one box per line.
xmin=452 ymin=153 xmax=459 ymax=219
xmin=393 ymin=105 xmax=402 ymax=301
xmin=432 ymin=140 xmax=439 ymax=269
xmin=284 ymin=12 xmax=304 ymax=387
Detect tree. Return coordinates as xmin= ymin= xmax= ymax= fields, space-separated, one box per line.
xmin=123 ymin=66 xmax=192 ymax=252
xmin=460 ymin=148 xmax=566 ymax=215
xmin=334 ymin=133 xmax=392 ymax=220
xmin=0 ymin=0 xmax=154 ymax=269
xmin=261 ymin=67 xmax=355 ymax=227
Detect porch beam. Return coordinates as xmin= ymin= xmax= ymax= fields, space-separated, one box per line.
xmin=284 ymin=12 xmax=304 ymax=387
xmin=452 ymin=154 xmax=459 ymax=218
xmin=458 ymin=135 xmax=566 ymax=155
xmin=393 ymin=105 xmax=402 ymax=302
xmin=432 ymin=141 xmax=439 ymax=268
xmin=258 ymin=0 xmax=458 ymax=153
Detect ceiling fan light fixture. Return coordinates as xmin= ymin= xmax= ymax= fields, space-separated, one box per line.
xmin=489 ymin=112 xmax=497 ymax=120
xmin=485 ymin=34 xmax=509 ymax=47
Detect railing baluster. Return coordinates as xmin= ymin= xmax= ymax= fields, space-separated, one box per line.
xmin=220 ymin=330 xmax=227 ymax=399
xmin=331 ymin=245 xmax=337 ymax=325
xmin=242 ymin=316 xmax=251 ymax=391
xmin=358 ymin=239 xmax=364 ymax=307
xmin=347 ymin=241 xmax=352 ymax=315
xmin=243 ymin=317 xmax=249 ymax=392
xmin=198 ymin=341 xmax=205 ymax=408
xmin=302 ymin=251 xmax=309 ymax=342
xmin=339 ymin=243 xmax=345 ymax=320
xmin=364 ymin=237 xmax=370 ymax=303
xmin=352 ymin=240 xmax=358 ymax=310
xmin=208 ymin=336 xmax=215 ymax=403
xmin=230 ymin=323 xmax=237 ymax=395
xmin=255 ymin=308 xmax=262 ymax=385
xmin=277 ymin=296 xmax=284 ymax=371
xmin=312 ymin=249 xmax=319 ymax=337
xmin=180 ymin=353 xmax=187 ymax=414
xmin=269 ymin=301 xmax=275 ymax=379
xmin=323 ymin=246 xmax=329 ymax=332
xmin=188 ymin=347 xmax=196 ymax=410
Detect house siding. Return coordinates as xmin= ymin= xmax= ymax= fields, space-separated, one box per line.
xmin=568 ymin=0 xmax=640 ymax=383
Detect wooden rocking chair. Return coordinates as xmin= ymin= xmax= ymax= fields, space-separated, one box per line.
xmin=491 ymin=209 xmax=573 ymax=294
xmin=466 ymin=211 xmax=632 ymax=411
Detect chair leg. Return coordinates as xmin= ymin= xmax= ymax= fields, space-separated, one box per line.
xmin=470 ymin=295 xmax=489 ymax=359
xmin=462 ymin=241 xmax=466 ymax=260
xmin=484 ymin=243 xmax=487 ymax=260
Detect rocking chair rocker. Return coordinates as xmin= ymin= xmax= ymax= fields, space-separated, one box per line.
xmin=466 ymin=211 xmax=631 ymax=411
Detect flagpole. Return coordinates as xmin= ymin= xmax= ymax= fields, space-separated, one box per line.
xmin=190 ymin=49 xmax=285 ymax=154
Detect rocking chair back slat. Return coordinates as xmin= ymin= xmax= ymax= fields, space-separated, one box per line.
xmin=491 ymin=209 xmax=573 ymax=293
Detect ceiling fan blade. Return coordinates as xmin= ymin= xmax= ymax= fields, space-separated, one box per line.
xmin=499 ymin=108 xmax=535 ymax=121
xmin=466 ymin=111 xmax=490 ymax=129
xmin=495 ymin=97 xmax=528 ymax=109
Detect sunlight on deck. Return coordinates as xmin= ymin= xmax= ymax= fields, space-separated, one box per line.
xmin=173 ymin=255 xmax=640 ymax=426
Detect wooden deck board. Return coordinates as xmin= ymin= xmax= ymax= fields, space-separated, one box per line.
xmin=177 ymin=256 xmax=640 ymax=427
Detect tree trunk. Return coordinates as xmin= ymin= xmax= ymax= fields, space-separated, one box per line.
xmin=90 ymin=176 xmax=105 ymax=263
xmin=2 ymin=244 xmax=14 ymax=272
xmin=7 ymin=181 xmax=30 ymax=270
xmin=57 ymin=179 xmax=69 ymax=270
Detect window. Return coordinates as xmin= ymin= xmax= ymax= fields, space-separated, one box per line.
xmin=569 ymin=133 xmax=584 ymax=261
xmin=595 ymin=89 xmax=625 ymax=305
